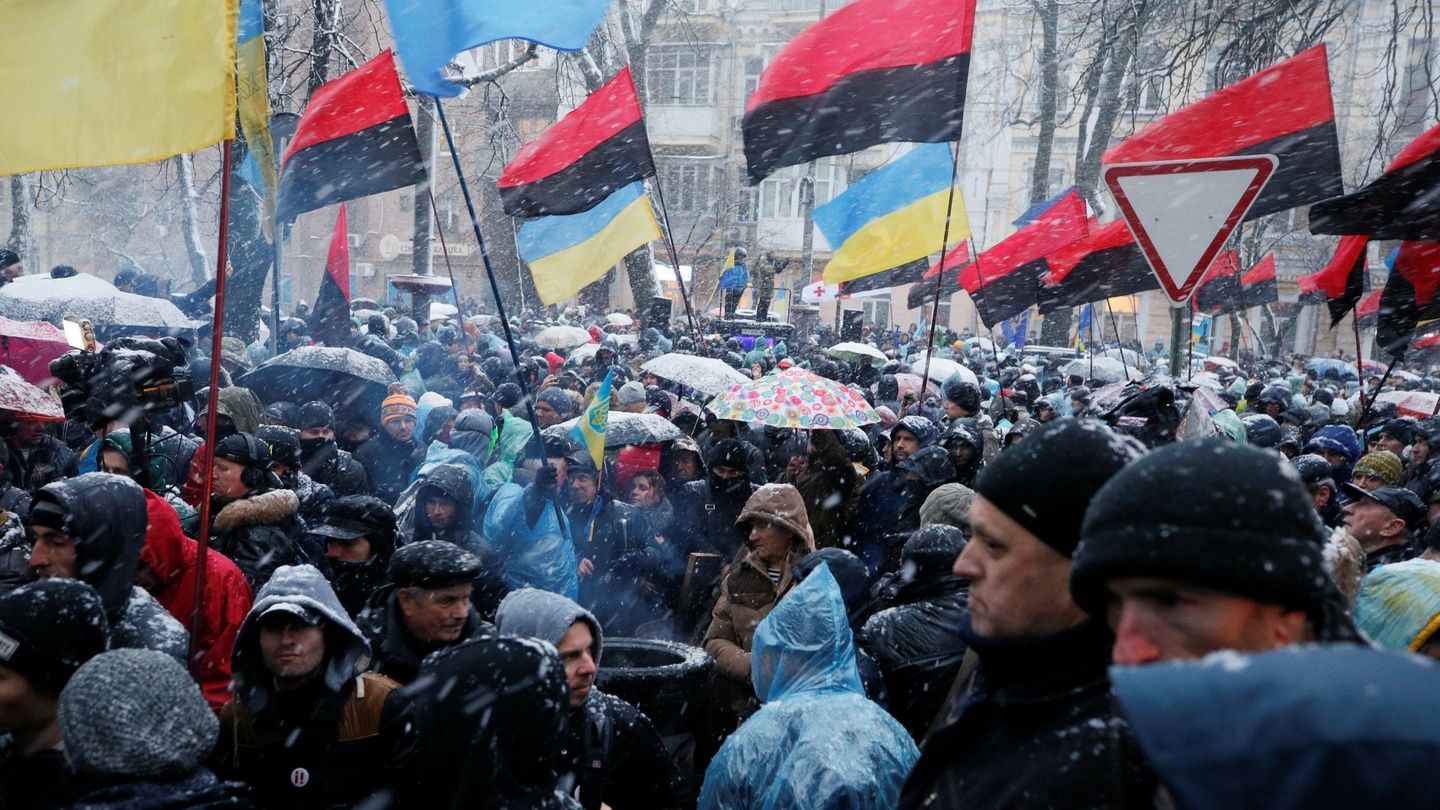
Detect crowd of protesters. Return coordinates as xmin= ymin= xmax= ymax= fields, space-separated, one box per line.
xmin=1 ymin=295 xmax=1439 ymax=810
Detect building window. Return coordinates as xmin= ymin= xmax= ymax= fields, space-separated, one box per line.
xmin=862 ymin=299 xmax=890 ymax=329
xmin=659 ymin=160 xmax=718 ymax=214
xmin=742 ymin=56 xmax=765 ymax=100
xmin=647 ymin=46 xmax=714 ymax=106
xmin=1021 ymin=162 xmax=1068 ymax=207
xmin=757 ymin=158 xmax=843 ymax=220
xmin=1127 ymin=45 xmax=1169 ymax=114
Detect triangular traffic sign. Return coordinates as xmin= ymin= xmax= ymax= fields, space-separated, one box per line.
xmin=1102 ymin=156 xmax=1276 ymax=305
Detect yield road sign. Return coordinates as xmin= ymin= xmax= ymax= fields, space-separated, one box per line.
xmin=1103 ymin=156 xmax=1277 ymax=305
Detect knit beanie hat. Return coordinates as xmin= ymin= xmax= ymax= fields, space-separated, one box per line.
xmin=536 ymin=387 xmax=572 ymax=417
xmin=299 ymin=400 xmax=334 ymax=430
xmin=943 ymin=379 xmax=981 ymax=413
xmin=381 ymin=382 xmax=418 ymax=426
xmin=616 ymin=381 xmax=647 ymax=406
xmin=974 ymin=419 xmax=1142 ymax=557
xmin=0 ymin=579 xmax=109 ymax=692
xmin=59 ymin=649 xmax=217 ymax=779
xmin=1072 ymin=438 xmax=1331 ymax=619
xmin=496 ymin=382 xmax=523 ymax=409
xmin=1354 ymin=451 xmax=1404 ymax=487
xmin=902 ymin=524 xmax=967 ymax=580
xmin=919 ymin=483 xmax=976 ymax=531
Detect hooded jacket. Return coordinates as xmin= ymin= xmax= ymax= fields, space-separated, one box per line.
xmin=777 ymin=428 xmax=859 ymax=550
xmin=671 ymin=439 xmax=761 ymax=560
xmin=494 ymin=589 xmax=693 ymax=810
xmin=1305 ymin=425 xmax=1363 ymax=487
xmin=402 ymin=636 xmax=581 ymax=810
xmin=699 ymin=566 xmax=918 ymax=810
xmin=140 ymin=489 xmax=252 ymax=711
xmin=36 ymin=474 xmax=189 ymax=663
xmin=210 ymin=487 xmax=304 ymax=592
xmin=355 ymin=428 xmax=424 ymax=506
xmin=410 ymin=463 xmax=510 ymax=615
xmin=851 ymin=446 xmax=955 ymax=574
xmin=563 ymin=490 xmax=663 ymax=637
xmin=218 ymin=564 xmax=411 ymax=810
xmin=483 ymin=479 xmax=580 ymax=601
xmin=704 ymin=484 xmax=815 ymax=690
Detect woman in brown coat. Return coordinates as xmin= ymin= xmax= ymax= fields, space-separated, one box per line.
xmin=703 ymin=483 xmax=816 ymax=717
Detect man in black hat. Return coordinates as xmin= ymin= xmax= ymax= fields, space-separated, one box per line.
xmin=562 ymin=452 xmax=660 ymax=637
xmin=0 ymin=249 xmax=22 ymax=288
xmin=1342 ymin=483 xmax=1426 ymax=571
xmin=208 ymin=433 xmax=303 ymax=591
xmin=297 ymin=401 xmax=369 ymax=497
xmin=315 ymin=495 xmax=397 ymax=618
xmin=0 ymin=579 xmax=110 ymax=810
xmin=258 ymin=424 xmax=334 ymax=528
xmin=670 ymin=438 xmax=760 ymax=561
xmin=1071 ymin=440 xmax=1363 ymax=669
xmin=357 ymin=541 xmax=491 ymax=685
xmin=899 ymin=420 xmax=1154 ymax=810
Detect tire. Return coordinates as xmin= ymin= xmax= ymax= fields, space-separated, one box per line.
xmin=596 ymin=638 xmax=713 ymax=737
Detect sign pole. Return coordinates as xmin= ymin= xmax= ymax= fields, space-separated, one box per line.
xmin=1169 ymin=305 xmax=1185 ymax=377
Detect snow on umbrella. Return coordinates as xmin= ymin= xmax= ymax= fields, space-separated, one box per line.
xmin=237 ymin=346 xmax=398 ymax=419
xmin=1202 ymin=355 xmax=1239 ymax=371
xmin=0 ymin=365 xmax=64 ymax=421
xmin=827 ymin=341 xmax=888 ymax=363
xmin=909 ymin=353 xmax=979 ymax=386
xmin=0 ymin=273 xmax=194 ymax=329
xmin=535 ymin=325 xmax=594 ymax=348
xmin=895 ymin=372 xmax=941 ymax=396
xmin=706 ymin=367 xmax=880 ymax=429
xmin=569 ymin=343 xmax=602 ymax=361
xmin=641 ymin=353 xmax=751 ymax=396
xmin=1374 ymin=390 xmax=1440 ymax=419
xmin=544 ymin=411 xmax=684 ymax=447
xmin=1063 ymin=356 xmax=1130 ymax=384
xmin=0 ymin=317 xmax=71 ymax=385
xmin=1307 ymin=358 xmax=1358 ymax=380
xmin=1103 ymin=347 xmax=1148 ymax=372
xmin=606 ymin=312 xmax=634 ymax=327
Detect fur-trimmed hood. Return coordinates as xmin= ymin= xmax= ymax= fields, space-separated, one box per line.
xmin=213 ymin=488 xmax=299 ymax=532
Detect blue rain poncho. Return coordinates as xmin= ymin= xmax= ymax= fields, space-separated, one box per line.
xmin=698 ymin=564 xmax=918 ymax=810
xmin=482 ymin=482 xmax=579 ymax=600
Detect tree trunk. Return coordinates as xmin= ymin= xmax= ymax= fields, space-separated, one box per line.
xmin=1040 ymin=309 xmax=1073 ymax=347
xmin=223 ymin=149 xmax=273 ymax=344
xmin=626 ymin=246 xmax=658 ymax=325
xmin=1075 ymin=5 xmax=1145 ymax=208
xmin=7 ymin=175 xmax=35 ymax=274
xmin=306 ymin=0 xmax=342 ymax=100
xmin=176 ymin=154 xmax=211 ymax=288
xmin=1029 ymin=0 xmax=1061 ymax=206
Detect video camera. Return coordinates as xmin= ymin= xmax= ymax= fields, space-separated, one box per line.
xmin=50 ymin=331 xmax=195 ymax=429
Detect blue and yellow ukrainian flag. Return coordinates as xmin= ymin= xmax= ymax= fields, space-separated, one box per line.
xmin=571 ymin=369 xmax=613 ymax=469
xmin=518 ymin=181 xmax=663 ymax=306
xmin=813 ymin=143 xmax=971 ymax=285
xmin=237 ymin=0 xmax=278 ymax=241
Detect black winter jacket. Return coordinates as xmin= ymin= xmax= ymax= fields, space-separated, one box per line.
xmin=898 ymin=619 xmax=1156 ymax=810
xmin=62 ymin=767 xmax=251 ymax=810
xmin=355 ymin=432 xmax=424 ymax=506
xmin=860 ymin=573 xmax=970 ymax=740
xmin=561 ymin=691 xmax=694 ymax=810
xmin=408 ymin=464 xmax=510 ymax=620
xmin=209 ymin=488 xmax=304 ymax=592
xmin=356 ymin=589 xmax=492 ymax=685
xmin=564 ymin=495 xmax=662 ymax=636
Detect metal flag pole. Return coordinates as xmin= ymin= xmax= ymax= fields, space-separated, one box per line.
xmin=919 ymin=142 xmax=964 ymax=397
xmin=190 ymin=140 xmax=233 ymax=680
xmin=434 ymin=98 xmax=568 ymax=537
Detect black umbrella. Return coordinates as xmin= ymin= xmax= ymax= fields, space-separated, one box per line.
xmin=237 ymin=346 xmax=398 ymax=422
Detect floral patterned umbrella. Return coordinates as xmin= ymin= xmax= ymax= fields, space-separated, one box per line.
xmin=706 ymin=367 xmax=880 ymax=429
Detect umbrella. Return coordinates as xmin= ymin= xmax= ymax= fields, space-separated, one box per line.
xmin=0 ymin=365 xmax=64 ymax=421
xmin=1103 ymin=347 xmax=1149 ymax=372
xmin=606 ymin=313 xmax=634 ymax=327
xmin=535 ymin=325 xmax=593 ymax=348
xmin=429 ymin=302 xmax=458 ymax=322
xmin=895 ymin=372 xmax=941 ymax=396
xmin=965 ymin=336 xmax=996 ymax=353
xmin=569 ymin=343 xmax=602 ymax=362
xmin=0 ymin=317 xmax=70 ymax=385
xmin=1063 ymin=357 xmax=1130 ymax=384
xmin=1374 ymin=390 xmax=1440 ymax=419
xmin=237 ymin=346 xmax=398 ymax=419
xmin=545 ymin=411 xmax=684 ymax=447
xmin=1307 ymin=357 xmax=1359 ymax=380
xmin=706 ymin=367 xmax=880 ymax=429
xmin=0 ymin=273 xmax=193 ymax=329
xmin=910 ymin=353 xmax=979 ymax=386
xmin=827 ymin=341 xmax=888 ymax=363
xmin=1202 ymin=355 xmax=1239 ymax=370
xmin=641 ymin=353 xmax=751 ymax=396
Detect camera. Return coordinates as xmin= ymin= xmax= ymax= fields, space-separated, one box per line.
xmin=50 ymin=336 xmax=195 ymax=429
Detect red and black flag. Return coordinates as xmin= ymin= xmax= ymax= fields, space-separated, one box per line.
xmin=1298 ymin=234 xmax=1368 ymax=326
xmin=1377 ymin=241 xmax=1440 ymax=358
xmin=907 ymin=242 xmax=970 ymax=309
xmin=1103 ymin=45 xmax=1342 ymax=220
xmin=1036 ymin=220 xmax=1158 ymax=314
xmin=742 ymin=0 xmax=975 ymax=183
xmin=1241 ymin=254 xmax=1279 ymax=309
xmin=1309 ymin=120 xmax=1440 ymax=242
xmin=311 ymin=204 xmax=352 ymax=347
xmin=276 ymin=51 xmax=428 ymax=222
xmin=842 ymin=257 xmax=930 ymax=296
xmin=1192 ymin=251 xmax=1243 ymax=316
xmin=498 ymin=67 xmax=655 ymax=217
xmin=959 ymin=189 xmax=1089 ymax=326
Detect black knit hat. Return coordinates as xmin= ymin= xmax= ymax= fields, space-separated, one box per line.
xmin=298 ymin=401 xmax=334 ymax=430
xmin=0 ymin=579 xmax=110 ymax=692
xmin=974 ymin=419 xmax=1141 ymax=557
xmin=943 ymin=379 xmax=981 ymax=413
xmin=389 ymin=540 xmax=482 ymax=590
xmin=1072 ymin=438 xmax=1331 ymax=619
xmin=256 ymin=424 xmax=301 ymax=468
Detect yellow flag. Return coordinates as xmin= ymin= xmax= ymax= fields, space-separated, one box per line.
xmin=237 ymin=0 xmax=277 ymax=241
xmin=571 ymin=370 xmax=613 ymax=469
xmin=0 ymin=0 xmax=237 ymax=175
xmin=518 ymin=183 xmax=663 ymax=307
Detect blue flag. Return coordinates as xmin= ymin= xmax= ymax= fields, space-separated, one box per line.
xmin=1001 ymin=311 xmax=1030 ymax=350
xmin=384 ymin=0 xmax=612 ymax=97
xmin=1077 ymin=304 xmax=1093 ymax=333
